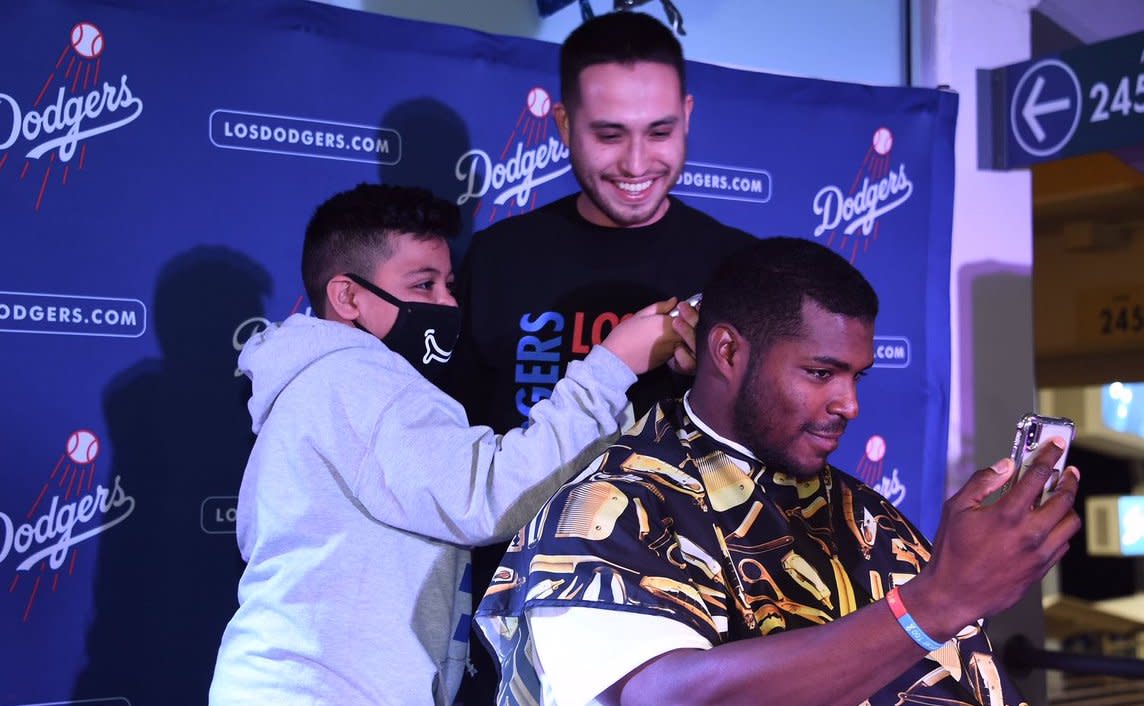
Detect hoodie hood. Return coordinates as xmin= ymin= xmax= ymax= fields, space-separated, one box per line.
xmin=238 ymin=314 xmax=382 ymax=433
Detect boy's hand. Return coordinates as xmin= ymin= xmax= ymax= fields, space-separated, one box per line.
xmin=601 ymin=298 xmax=681 ymax=375
xmin=666 ymin=299 xmax=699 ymax=375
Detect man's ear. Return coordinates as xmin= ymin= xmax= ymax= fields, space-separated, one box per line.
xmin=324 ymin=275 xmax=359 ymax=322
xmin=552 ymin=102 xmax=571 ymax=145
xmin=704 ymin=323 xmax=748 ymax=385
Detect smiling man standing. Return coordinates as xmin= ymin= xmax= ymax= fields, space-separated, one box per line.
xmin=447 ymin=13 xmax=758 ymax=701
xmin=451 ymin=12 xmax=756 ymax=433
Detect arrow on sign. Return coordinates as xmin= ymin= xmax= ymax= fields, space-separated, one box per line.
xmin=1022 ymin=75 xmax=1072 ymax=142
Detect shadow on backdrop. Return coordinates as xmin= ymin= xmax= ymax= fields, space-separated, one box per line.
xmin=378 ymin=97 xmax=476 ymax=265
xmin=73 ymin=246 xmax=272 ymax=705
xmin=957 ymin=261 xmax=1048 ymax=706
xmin=378 ymin=96 xmax=490 ymax=706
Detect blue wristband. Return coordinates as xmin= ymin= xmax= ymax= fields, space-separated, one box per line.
xmin=887 ymin=587 xmax=945 ymax=652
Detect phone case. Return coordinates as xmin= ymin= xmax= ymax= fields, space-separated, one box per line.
xmin=1007 ymin=413 xmax=1076 ymax=501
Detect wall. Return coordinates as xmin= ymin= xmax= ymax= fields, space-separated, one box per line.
xmin=1035 ymin=220 xmax=1144 ymax=386
xmin=319 ymin=0 xmax=907 ymax=85
xmin=914 ymin=0 xmax=1046 ymax=701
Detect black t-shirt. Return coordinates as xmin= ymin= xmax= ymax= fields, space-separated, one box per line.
xmin=448 ymin=194 xmax=758 ymax=433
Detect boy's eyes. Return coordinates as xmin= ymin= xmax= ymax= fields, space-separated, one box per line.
xmin=411 ymin=279 xmax=455 ymax=293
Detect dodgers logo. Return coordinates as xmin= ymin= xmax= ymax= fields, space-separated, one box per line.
xmin=0 ymin=22 xmax=144 ymax=211
xmin=232 ymin=295 xmax=311 ymax=378
xmin=2 ymin=429 xmax=136 ymax=622
xmin=855 ymin=434 xmax=907 ymax=506
xmin=454 ymin=87 xmax=571 ymax=223
xmin=811 ymin=127 xmax=913 ymax=263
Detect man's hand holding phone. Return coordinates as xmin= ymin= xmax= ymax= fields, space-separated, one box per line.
xmin=908 ymin=440 xmax=1081 ymax=639
xmin=1007 ymin=436 xmax=1080 ymax=508
xmin=1006 ymin=414 xmax=1076 ymax=505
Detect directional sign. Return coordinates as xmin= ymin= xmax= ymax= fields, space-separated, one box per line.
xmin=979 ymin=30 xmax=1144 ymax=169
xmin=1010 ymin=59 xmax=1082 ymax=157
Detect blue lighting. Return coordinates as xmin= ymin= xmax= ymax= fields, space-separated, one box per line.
xmin=1101 ymin=382 xmax=1144 ymax=437
xmin=1119 ymin=496 xmax=1144 ymax=556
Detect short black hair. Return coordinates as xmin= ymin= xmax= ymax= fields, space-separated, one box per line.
xmin=301 ymin=183 xmax=459 ymax=318
xmin=697 ymin=236 xmax=879 ymax=357
xmin=560 ymin=11 xmax=685 ymax=111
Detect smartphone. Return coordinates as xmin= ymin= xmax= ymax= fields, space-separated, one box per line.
xmin=1006 ymin=413 xmax=1076 ymax=503
xmin=668 ymin=292 xmax=703 ymax=318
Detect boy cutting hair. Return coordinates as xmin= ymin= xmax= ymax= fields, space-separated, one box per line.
xmin=209 ymin=183 xmax=693 ymax=705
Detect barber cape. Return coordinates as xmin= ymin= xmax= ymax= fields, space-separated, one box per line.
xmin=476 ymin=397 xmax=1026 ymax=706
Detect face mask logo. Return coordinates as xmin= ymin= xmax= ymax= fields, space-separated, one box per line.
xmin=344 ymin=273 xmax=460 ymax=382
xmin=423 ymin=328 xmax=454 ymax=365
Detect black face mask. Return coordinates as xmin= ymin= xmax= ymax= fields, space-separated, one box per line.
xmin=345 ymin=273 xmax=461 ymax=383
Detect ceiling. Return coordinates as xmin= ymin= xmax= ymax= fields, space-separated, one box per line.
xmin=1037 ymin=0 xmax=1144 ymax=45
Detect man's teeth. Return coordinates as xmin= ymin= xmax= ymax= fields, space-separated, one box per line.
xmin=616 ymin=180 xmax=652 ymax=194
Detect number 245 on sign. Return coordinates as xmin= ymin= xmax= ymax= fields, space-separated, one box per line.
xmin=1078 ymin=287 xmax=1144 ymax=347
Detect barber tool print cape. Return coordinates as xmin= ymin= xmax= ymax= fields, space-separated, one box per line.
xmin=476 ymin=397 xmax=1027 ymax=706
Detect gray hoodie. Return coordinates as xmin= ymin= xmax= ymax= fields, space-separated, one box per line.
xmin=209 ymin=314 xmax=636 ymax=705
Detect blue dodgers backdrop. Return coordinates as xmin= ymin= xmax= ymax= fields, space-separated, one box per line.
xmin=0 ymin=0 xmax=957 ymax=703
